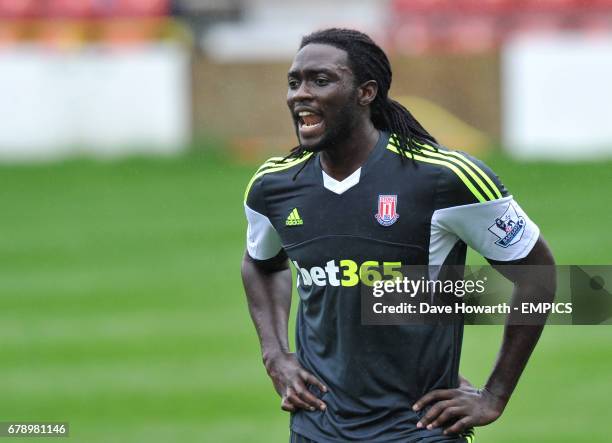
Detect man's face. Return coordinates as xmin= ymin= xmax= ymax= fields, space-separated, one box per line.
xmin=287 ymin=43 xmax=360 ymax=152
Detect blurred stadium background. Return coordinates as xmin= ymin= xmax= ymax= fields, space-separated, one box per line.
xmin=0 ymin=1 xmax=611 ymax=442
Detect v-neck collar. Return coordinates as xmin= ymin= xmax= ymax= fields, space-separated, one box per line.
xmin=316 ymin=131 xmax=389 ymax=195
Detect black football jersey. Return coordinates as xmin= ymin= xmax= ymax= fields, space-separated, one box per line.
xmin=244 ymin=132 xmax=539 ymax=442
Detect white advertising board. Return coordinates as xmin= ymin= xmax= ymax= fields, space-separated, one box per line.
xmin=0 ymin=44 xmax=190 ymax=161
xmin=503 ymin=34 xmax=612 ymax=159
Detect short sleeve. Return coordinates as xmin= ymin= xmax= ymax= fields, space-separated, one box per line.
xmin=244 ymin=175 xmax=283 ymax=261
xmin=431 ymin=196 xmax=540 ymax=262
xmin=430 ymin=151 xmax=539 ymax=263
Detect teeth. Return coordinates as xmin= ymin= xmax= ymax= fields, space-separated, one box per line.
xmin=298 ymin=111 xmax=314 ymax=117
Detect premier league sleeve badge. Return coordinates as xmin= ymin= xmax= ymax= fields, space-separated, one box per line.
xmin=488 ymin=202 xmax=526 ymax=248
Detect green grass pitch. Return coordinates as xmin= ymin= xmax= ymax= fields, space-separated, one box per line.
xmin=0 ymin=150 xmax=610 ymax=442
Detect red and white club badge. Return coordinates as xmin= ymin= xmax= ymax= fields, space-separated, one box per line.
xmin=375 ymin=194 xmax=400 ymax=226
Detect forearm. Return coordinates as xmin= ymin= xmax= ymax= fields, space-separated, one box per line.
xmin=414 ymin=286 xmax=553 ymax=433
xmin=484 ymin=324 xmax=543 ymax=402
xmin=241 ymin=252 xmax=293 ymax=364
xmin=485 ymin=262 xmax=556 ymax=402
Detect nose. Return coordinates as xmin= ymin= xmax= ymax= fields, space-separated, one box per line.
xmin=288 ymin=81 xmax=314 ymax=105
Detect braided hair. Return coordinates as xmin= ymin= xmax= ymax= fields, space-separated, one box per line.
xmin=286 ymin=27 xmax=437 ymax=164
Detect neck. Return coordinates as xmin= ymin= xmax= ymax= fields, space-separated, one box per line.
xmin=319 ymin=120 xmax=379 ymax=181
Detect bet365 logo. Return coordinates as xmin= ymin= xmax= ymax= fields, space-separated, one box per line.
xmin=292 ymin=259 xmax=403 ymax=287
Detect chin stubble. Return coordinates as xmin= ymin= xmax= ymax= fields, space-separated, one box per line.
xmin=294 ymin=102 xmax=358 ymax=153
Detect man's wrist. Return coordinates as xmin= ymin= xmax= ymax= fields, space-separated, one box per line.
xmin=262 ymin=347 xmax=290 ymax=370
xmin=482 ymin=385 xmax=511 ymax=410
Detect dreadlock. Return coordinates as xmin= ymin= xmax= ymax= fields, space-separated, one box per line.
xmin=285 ymin=27 xmax=437 ymax=172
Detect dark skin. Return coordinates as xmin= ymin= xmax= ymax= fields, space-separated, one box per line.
xmin=287 ymin=43 xmax=379 ymax=181
xmin=241 ymin=42 xmax=557 ymax=434
xmin=413 ymin=238 xmax=556 ymax=434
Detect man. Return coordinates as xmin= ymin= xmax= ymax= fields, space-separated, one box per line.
xmin=241 ymin=28 xmax=555 ymax=443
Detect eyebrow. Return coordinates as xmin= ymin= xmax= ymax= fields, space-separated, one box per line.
xmin=287 ymin=67 xmax=337 ymax=78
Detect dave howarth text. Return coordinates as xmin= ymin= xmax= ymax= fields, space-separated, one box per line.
xmin=372 ymin=277 xmax=487 ymax=298
xmin=373 ymin=302 xmax=511 ymax=315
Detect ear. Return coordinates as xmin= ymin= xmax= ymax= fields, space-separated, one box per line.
xmin=357 ymin=80 xmax=378 ymax=106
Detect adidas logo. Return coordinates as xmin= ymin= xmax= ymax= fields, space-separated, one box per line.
xmin=285 ymin=208 xmax=304 ymax=226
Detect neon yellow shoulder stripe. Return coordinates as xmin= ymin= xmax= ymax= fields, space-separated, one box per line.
xmin=244 ymin=153 xmax=313 ymax=202
xmin=255 ymin=156 xmax=285 ymax=173
xmin=386 ymin=143 xmax=487 ymax=203
xmin=413 ymin=145 xmax=497 ymax=201
xmin=417 ymin=142 xmax=502 ymax=200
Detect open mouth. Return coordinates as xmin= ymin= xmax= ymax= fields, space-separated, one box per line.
xmin=297 ymin=111 xmax=325 ymax=139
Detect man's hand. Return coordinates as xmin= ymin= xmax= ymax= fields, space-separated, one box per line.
xmin=412 ymin=380 xmax=506 ymax=435
xmin=265 ymin=352 xmax=328 ymax=413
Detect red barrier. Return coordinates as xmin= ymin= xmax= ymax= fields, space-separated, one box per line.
xmin=0 ymin=0 xmax=171 ymax=19
xmin=455 ymin=0 xmax=516 ymax=14
xmin=389 ymin=0 xmax=612 ymax=53
xmin=392 ymin=0 xmax=453 ymax=14
xmin=101 ymin=0 xmax=170 ymax=17
xmin=0 ymin=0 xmax=38 ymax=18
xmin=45 ymin=0 xmax=95 ymax=18
xmin=392 ymin=0 xmax=599 ymax=14
xmin=520 ymin=0 xmax=582 ymax=12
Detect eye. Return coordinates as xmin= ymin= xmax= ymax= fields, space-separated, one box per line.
xmin=315 ymin=77 xmax=330 ymax=86
xmin=288 ymin=78 xmax=300 ymax=89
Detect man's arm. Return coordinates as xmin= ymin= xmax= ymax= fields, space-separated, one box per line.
xmin=241 ymin=251 xmax=327 ymax=412
xmin=413 ymin=236 xmax=556 ymax=435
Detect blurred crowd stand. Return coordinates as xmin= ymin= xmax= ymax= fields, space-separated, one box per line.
xmin=1 ymin=0 xmax=611 ymax=161
xmin=390 ymin=0 xmax=612 ymax=53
